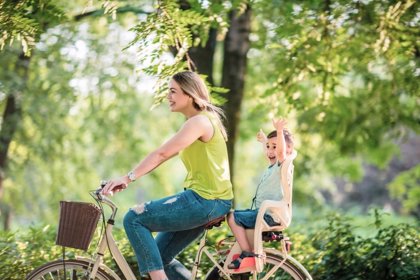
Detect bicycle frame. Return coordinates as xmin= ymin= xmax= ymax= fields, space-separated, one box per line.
xmin=88 ymin=192 xmax=137 ymax=280
xmin=190 ymin=230 xmax=232 ymax=280
xmin=86 ymin=192 xmax=311 ymax=280
xmin=191 ymin=227 xmax=312 ymax=280
xmin=90 ymin=191 xmax=218 ymax=280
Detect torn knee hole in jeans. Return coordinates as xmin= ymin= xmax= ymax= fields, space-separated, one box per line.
xmin=163 ymin=197 xmax=178 ymax=204
xmin=131 ymin=202 xmax=149 ymax=214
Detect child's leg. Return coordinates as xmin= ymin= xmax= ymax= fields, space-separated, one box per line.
xmin=227 ymin=210 xmax=259 ymax=269
xmin=227 ymin=212 xmax=252 ymax=252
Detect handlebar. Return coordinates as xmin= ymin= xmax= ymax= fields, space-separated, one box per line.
xmin=90 ymin=181 xmax=118 ymax=220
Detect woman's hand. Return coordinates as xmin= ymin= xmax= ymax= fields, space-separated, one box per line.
xmin=101 ymin=176 xmax=130 ymax=196
xmin=257 ymin=129 xmax=267 ymax=143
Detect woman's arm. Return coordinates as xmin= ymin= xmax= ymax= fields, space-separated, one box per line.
xmin=102 ymin=115 xmax=213 ymax=195
xmin=131 ymin=115 xmax=212 ymax=178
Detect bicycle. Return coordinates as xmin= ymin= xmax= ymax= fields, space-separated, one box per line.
xmin=26 ymin=151 xmax=312 ymax=280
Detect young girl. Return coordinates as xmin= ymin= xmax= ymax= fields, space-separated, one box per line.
xmin=227 ymin=118 xmax=294 ymax=269
xmin=101 ymin=71 xmax=233 ymax=280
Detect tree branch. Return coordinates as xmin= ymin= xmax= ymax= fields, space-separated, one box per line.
xmin=73 ymin=6 xmax=150 ymax=21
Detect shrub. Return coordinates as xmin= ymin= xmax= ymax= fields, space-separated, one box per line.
xmin=0 ymin=225 xmax=75 ymax=280
xmin=308 ymin=210 xmax=420 ymax=280
xmin=1 ymin=211 xmax=418 ymax=280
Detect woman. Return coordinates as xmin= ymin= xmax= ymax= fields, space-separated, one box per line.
xmin=102 ymin=71 xmax=233 ymax=280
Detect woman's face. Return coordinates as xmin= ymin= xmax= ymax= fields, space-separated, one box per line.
xmin=167 ymin=79 xmax=191 ymax=112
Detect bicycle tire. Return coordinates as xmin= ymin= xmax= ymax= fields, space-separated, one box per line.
xmin=26 ymin=259 xmax=117 ymax=280
xmin=205 ymin=252 xmax=311 ymax=280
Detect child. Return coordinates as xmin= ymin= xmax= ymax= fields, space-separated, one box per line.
xmin=227 ymin=118 xmax=294 ymax=269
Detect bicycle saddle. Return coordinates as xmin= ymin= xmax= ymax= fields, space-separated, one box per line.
xmin=204 ymin=216 xmax=226 ymax=229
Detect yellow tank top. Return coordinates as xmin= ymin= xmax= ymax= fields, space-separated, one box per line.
xmin=179 ymin=112 xmax=233 ymax=200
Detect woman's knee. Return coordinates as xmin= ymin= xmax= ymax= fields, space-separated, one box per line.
xmin=123 ymin=208 xmax=142 ymax=231
xmin=124 ymin=202 xmax=151 ymax=231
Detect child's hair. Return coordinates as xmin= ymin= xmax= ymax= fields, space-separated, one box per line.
xmin=267 ymin=129 xmax=294 ymax=145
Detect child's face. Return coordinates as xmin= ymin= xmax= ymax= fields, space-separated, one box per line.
xmin=265 ymin=137 xmax=278 ymax=165
xmin=265 ymin=137 xmax=293 ymax=165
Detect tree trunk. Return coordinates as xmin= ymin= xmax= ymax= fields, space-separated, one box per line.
xmin=177 ymin=0 xmax=217 ymax=84
xmin=221 ymin=7 xmax=251 ymax=188
xmin=0 ymin=52 xmax=29 ymax=230
xmin=176 ymin=1 xmax=251 ymax=194
xmin=188 ymin=28 xmax=218 ymax=85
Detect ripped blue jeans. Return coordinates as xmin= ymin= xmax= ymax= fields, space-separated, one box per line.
xmin=123 ymin=189 xmax=232 ymax=279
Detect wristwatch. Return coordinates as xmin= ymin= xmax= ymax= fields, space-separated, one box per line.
xmin=127 ymin=171 xmax=136 ymax=182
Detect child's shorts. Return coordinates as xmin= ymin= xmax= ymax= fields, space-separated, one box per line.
xmin=233 ymin=209 xmax=280 ymax=229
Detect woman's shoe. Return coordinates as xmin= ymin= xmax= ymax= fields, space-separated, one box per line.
xmin=228 ymin=251 xmax=255 ymax=269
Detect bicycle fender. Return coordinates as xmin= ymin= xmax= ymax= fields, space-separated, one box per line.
xmin=263 ymin=249 xmax=313 ymax=280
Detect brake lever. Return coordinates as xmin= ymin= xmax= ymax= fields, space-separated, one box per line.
xmin=93 ymin=180 xmax=108 ymax=198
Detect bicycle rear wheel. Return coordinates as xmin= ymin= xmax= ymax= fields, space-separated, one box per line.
xmin=26 ymin=259 xmax=116 ymax=280
xmin=205 ymin=253 xmax=311 ymax=280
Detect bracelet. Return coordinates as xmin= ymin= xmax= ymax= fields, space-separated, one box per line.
xmin=127 ymin=171 xmax=136 ymax=182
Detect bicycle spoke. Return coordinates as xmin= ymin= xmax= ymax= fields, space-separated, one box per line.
xmin=26 ymin=259 xmax=115 ymax=280
xmin=205 ymin=253 xmax=310 ymax=280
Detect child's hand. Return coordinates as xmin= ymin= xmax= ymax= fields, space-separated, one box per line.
xmin=257 ymin=129 xmax=267 ymax=143
xmin=272 ymin=118 xmax=288 ymax=130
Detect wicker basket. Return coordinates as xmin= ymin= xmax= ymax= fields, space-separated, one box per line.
xmin=56 ymin=201 xmax=101 ymax=251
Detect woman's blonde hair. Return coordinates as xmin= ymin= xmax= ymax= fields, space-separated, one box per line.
xmin=172 ymin=71 xmax=228 ymax=140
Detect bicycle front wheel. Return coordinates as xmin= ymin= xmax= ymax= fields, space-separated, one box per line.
xmin=205 ymin=253 xmax=311 ymax=280
xmin=26 ymin=259 xmax=117 ymax=280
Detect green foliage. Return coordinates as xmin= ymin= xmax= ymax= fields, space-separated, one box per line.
xmin=245 ymin=0 xmax=419 ymax=177
xmin=1 ymin=17 xmax=186 ymax=225
xmin=0 ymin=0 xmax=418 ymax=242
xmin=126 ymin=0 xmax=247 ymax=105
xmin=240 ymin=0 xmax=420 ymax=210
xmin=0 ymin=225 xmax=73 ymax=280
xmin=0 ymin=221 xmax=141 ymax=278
xmin=1 ymin=211 xmax=418 ymax=280
xmin=309 ymin=210 xmax=420 ymax=279
xmin=0 ymin=0 xmax=66 ymax=55
xmin=0 ymin=221 xmax=229 ymax=279
xmin=128 ymin=0 xmax=213 ymax=104
xmin=388 ymin=164 xmax=420 ymax=216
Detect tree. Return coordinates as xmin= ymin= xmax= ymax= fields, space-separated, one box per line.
xmin=1 ymin=0 xmax=419 ymax=229
xmin=246 ymin=0 xmax=419 ymax=209
xmin=128 ymin=0 xmax=251 ymax=188
xmin=127 ymin=0 xmax=419 ymax=210
xmin=0 ymin=0 xmax=155 ymax=229
xmin=0 ymin=0 xmax=66 ymax=228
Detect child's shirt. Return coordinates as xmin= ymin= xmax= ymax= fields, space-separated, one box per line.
xmin=253 ymin=161 xmax=283 ymax=222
